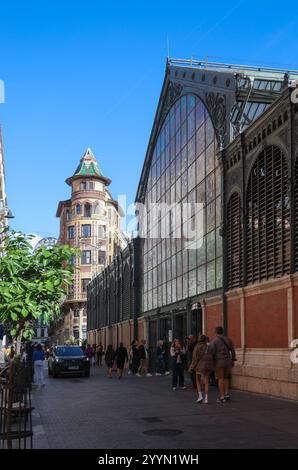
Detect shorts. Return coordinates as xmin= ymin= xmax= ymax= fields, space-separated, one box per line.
xmin=215 ymin=366 xmax=231 ymax=380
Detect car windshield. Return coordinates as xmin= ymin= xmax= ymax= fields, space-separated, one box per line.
xmin=55 ymin=347 xmax=84 ymax=357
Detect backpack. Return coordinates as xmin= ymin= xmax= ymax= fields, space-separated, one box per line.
xmin=218 ymin=336 xmax=236 ymax=362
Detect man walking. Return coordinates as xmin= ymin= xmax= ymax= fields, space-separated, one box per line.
xmin=115 ymin=342 xmax=128 ymax=379
xmin=210 ymin=326 xmax=236 ymax=403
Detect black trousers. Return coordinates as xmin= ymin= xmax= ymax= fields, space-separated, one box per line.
xmin=172 ymin=362 xmax=184 ymax=388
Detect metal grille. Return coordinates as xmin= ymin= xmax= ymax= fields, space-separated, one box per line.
xmin=246 ymin=145 xmax=290 ymax=284
xmin=227 ymin=192 xmax=243 ymax=289
xmin=122 ymin=264 xmax=130 ymax=320
xmin=109 ymin=277 xmax=116 ymax=325
xmin=295 ymin=157 xmax=298 ymax=264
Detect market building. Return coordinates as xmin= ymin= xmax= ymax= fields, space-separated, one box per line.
xmin=87 ymin=59 xmax=298 ymax=400
xmin=52 ymin=148 xmax=127 ymax=344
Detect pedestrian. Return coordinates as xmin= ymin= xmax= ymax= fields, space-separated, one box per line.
xmin=189 ymin=334 xmax=214 ymax=404
xmin=105 ymin=344 xmax=115 ymax=378
xmin=186 ymin=335 xmax=198 ymax=390
xmin=155 ymin=340 xmax=166 ymax=375
xmin=20 ymin=345 xmax=28 ymax=362
xmin=170 ymin=339 xmax=186 ymax=390
xmin=136 ymin=340 xmax=152 ymax=376
xmin=8 ymin=345 xmax=15 ymax=362
xmin=115 ymin=342 xmax=128 ymax=379
xmin=130 ymin=340 xmax=140 ymax=375
xmin=209 ymin=326 xmax=236 ymax=403
xmin=85 ymin=344 xmax=93 ymax=362
xmin=91 ymin=344 xmax=97 ymax=366
xmin=96 ymin=343 xmax=104 ymax=367
xmin=32 ymin=344 xmax=45 ymax=388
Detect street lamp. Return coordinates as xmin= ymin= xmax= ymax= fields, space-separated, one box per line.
xmin=0 ymin=199 xmax=14 ymax=219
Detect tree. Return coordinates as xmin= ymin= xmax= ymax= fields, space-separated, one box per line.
xmin=0 ymin=228 xmax=76 ymax=349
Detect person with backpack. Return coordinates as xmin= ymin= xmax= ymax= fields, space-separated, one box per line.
xmin=210 ymin=326 xmax=236 ymax=403
xmin=189 ymin=334 xmax=214 ymax=404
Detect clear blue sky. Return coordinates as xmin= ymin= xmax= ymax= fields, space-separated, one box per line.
xmin=0 ymin=0 xmax=297 ymax=238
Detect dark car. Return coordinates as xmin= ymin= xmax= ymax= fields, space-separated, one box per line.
xmin=48 ymin=345 xmax=90 ymax=378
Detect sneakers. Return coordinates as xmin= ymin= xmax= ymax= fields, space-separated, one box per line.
xmin=165 ymin=371 xmax=170 ymax=376
xmin=180 ymin=386 xmax=187 ymax=390
xmin=155 ymin=373 xmax=162 ymax=376
xmin=146 ymin=373 xmax=152 ymax=377
xmin=136 ymin=373 xmax=141 ymax=377
xmin=196 ymin=397 xmax=203 ymax=404
xmin=203 ymin=396 xmax=208 ymax=404
xmin=217 ymin=397 xmax=226 ymax=403
xmin=225 ymin=394 xmax=231 ymax=401
xmin=172 ymin=387 xmax=177 ymax=391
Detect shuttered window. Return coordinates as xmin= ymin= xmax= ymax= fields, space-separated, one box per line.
xmin=246 ymin=146 xmax=290 ymax=284
xmin=227 ymin=192 xmax=243 ymax=289
xmin=122 ymin=264 xmax=131 ymax=320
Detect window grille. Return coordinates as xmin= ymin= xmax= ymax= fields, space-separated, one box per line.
xmin=122 ymin=264 xmax=130 ymax=320
xmin=227 ymin=192 xmax=243 ymax=288
xmin=246 ymin=145 xmax=290 ymax=284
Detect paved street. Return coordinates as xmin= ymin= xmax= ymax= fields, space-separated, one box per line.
xmin=30 ymin=363 xmax=298 ymax=449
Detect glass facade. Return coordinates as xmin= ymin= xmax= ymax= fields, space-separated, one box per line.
xmin=141 ymin=94 xmax=222 ymax=312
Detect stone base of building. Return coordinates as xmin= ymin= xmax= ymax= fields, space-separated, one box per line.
xmin=231 ymin=348 xmax=298 ymax=400
xmin=88 ymin=320 xmax=136 ymax=349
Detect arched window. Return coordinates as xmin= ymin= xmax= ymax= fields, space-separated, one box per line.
xmin=84 ymin=203 xmax=91 ymax=217
xmin=76 ymin=204 xmax=81 ymax=215
xmin=246 ymin=145 xmax=290 ymax=284
xmin=227 ymin=192 xmax=243 ymax=289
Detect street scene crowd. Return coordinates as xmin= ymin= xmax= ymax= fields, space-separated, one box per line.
xmin=0 ymin=326 xmax=236 ymax=405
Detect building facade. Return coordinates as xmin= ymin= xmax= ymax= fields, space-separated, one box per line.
xmin=53 ymin=148 xmax=127 ymax=344
xmin=87 ymin=59 xmax=298 ymax=400
xmin=87 ymin=238 xmax=140 ymax=348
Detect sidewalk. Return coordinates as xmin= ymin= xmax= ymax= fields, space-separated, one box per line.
xmin=31 ymin=366 xmax=298 ymax=449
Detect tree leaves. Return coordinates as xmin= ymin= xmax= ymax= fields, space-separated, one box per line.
xmin=0 ymin=228 xmax=77 ymax=340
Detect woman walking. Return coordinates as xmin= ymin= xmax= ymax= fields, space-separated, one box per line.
xmin=32 ymin=344 xmax=45 ymax=388
xmin=170 ymin=339 xmax=186 ymax=390
xmin=105 ymin=344 xmax=115 ymax=378
xmin=189 ymin=334 xmax=214 ymax=404
xmin=96 ymin=343 xmax=104 ymax=367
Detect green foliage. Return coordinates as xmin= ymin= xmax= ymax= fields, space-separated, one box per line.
xmin=0 ymin=228 xmax=76 ymax=340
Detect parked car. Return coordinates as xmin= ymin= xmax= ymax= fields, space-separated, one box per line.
xmin=48 ymin=345 xmax=90 ymax=378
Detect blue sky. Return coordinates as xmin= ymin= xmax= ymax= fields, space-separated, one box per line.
xmin=0 ymin=0 xmax=297 ymax=238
